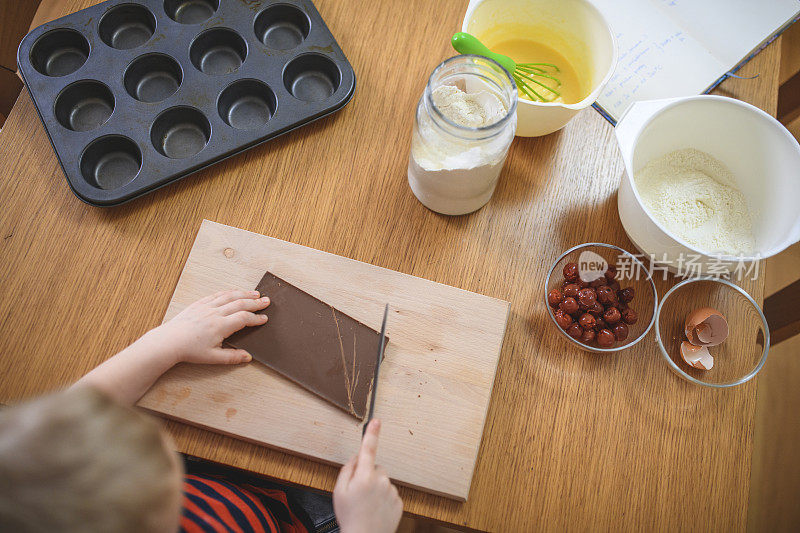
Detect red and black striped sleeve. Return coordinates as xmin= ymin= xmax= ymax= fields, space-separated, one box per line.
xmin=180 ymin=474 xmax=309 ymax=533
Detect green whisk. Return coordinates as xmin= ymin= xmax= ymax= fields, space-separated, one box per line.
xmin=451 ymin=32 xmax=561 ymax=102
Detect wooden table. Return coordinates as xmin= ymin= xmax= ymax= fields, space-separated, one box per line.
xmin=0 ymin=0 xmax=781 ymax=530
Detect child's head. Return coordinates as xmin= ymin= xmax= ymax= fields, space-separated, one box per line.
xmin=0 ymin=387 xmax=183 ymax=533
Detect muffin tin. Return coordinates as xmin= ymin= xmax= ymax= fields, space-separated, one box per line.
xmin=17 ymin=0 xmax=355 ymax=206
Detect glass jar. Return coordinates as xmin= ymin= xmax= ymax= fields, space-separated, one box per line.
xmin=407 ymin=55 xmax=518 ymax=215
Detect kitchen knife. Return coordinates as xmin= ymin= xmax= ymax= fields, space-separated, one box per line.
xmin=363 ymin=303 xmax=388 ymax=437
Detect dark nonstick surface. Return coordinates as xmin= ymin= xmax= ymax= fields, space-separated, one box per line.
xmin=18 ymin=0 xmax=355 ymax=206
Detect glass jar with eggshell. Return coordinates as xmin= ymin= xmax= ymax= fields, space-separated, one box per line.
xmin=655 ymin=278 xmax=769 ymax=388
xmin=544 ymin=243 xmax=658 ymax=353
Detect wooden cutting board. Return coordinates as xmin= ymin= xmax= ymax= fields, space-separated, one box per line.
xmin=139 ymin=220 xmax=509 ymax=500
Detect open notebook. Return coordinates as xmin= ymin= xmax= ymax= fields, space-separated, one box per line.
xmin=591 ymin=0 xmax=800 ymax=124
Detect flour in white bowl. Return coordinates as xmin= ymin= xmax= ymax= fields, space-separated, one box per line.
xmin=634 ymin=148 xmax=755 ymax=255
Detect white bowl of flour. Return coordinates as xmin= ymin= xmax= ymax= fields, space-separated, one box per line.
xmin=616 ymin=95 xmax=800 ymax=274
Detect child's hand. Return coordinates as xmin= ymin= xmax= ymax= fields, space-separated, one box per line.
xmin=77 ymin=290 xmax=270 ymax=405
xmin=333 ymin=420 xmax=403 ymax=533
xmin=148 ymin=289 xmax=270 ymax=365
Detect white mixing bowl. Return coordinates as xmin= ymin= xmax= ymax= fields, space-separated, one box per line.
xmin=462 ymin=0 xmax=617 ymax=137
xmin=616 ymin=95 xmax=800 ymax=273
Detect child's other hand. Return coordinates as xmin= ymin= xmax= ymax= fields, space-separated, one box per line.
xmin=333 ymin=420 xmax=403 ymax=533
xmin=148 ymin=289 xmax=270 ymax=365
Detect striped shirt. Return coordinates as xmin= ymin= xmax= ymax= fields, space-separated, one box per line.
xmin=181 ymin=474 xmax=309 ymax=533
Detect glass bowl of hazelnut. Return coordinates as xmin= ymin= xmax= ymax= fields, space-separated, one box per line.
xmin=544 ymin=243 xmax=658 ymax=353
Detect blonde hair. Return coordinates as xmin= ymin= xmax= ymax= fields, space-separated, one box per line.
xmin=0 ymin=387 xmax=182 ymax=533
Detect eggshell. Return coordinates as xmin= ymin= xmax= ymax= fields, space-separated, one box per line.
xmin=685 ymin=307 xmax=729 ymax=347
xmin=680 ymin=341 xmax=714 ymax=370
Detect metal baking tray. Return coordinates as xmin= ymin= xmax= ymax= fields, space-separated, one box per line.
xmin=17 ymin=0 xmax=355 ymax=206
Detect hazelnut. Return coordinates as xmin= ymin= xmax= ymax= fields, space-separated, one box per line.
xmin=581 ymin=329 xmax=596 ymax=344
xmin=567 ymin=323 xmax=583 ymax=339
xmin=578 ymin=313 xmax=596 ymax=330
xmin=603 ymin=307 xmax=622 ymax=325
xmin=577 ymin=287 xmax=597 ymax=307
xmin=563 ymin=283 xmax=580 ymax=298
xmin=622 ymin=309 xmax=638 ymax=325
xmin=596 ymin=286 xmax=615 ymax=306
xmin=619 ymin=287 xmax=635 ymax=303
xmin=554 ymin=309 xmax=573 ymax=329
xmin=590 ymin=277 xmax=607 ymax=288
xmin=563 ymin=262 xmax=579 ymax=282
xmin=597 ymin=329 xmax=615 ymax=347
xmin=547 ymin=288 xmax=564 ymax=308
xmin=613 ymin=322 xmax=629 ymax=341
xmin=589 ymin=301 xmax=604 ymax=316
xmin=560 ymin=297 xmax=579 ymax=315
xmin=605 ymin=265 xmax=617 ymax=280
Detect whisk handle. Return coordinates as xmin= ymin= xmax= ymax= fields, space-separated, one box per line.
xmin=451 ymin=32 xmax=516 ymax=74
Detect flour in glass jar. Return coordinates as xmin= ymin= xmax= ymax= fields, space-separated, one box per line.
xmin=408 ymin=83 xmax=515 ymax=215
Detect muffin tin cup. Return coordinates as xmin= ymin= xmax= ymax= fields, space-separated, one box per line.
xmin=218 ymin=79 xmax=277 ymax=130
xmin=80 ymin=135 xmax=143 ymax=190
xmin=29 ymin=28 xmax=90 ymax=77
xmin=165 ymin=0 xmax=220 ymax=25
xmin=124 ymin=53 xmax=183 ymax=102
xmin=98 ymin=4 xmax=157 ymax=50
xmin=255 ymin=4 xmax=310 ymax=50
xmin=18 ymin=0 xmax=355 ymax=206
xmin=189 ymin=28 xmax=248 ymax=76
xmin=55 ymin=80 xmax=115 ymax=131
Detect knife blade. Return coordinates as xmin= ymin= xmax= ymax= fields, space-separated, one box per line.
xmin=363 ymin=303 xmax=388 ymax=437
